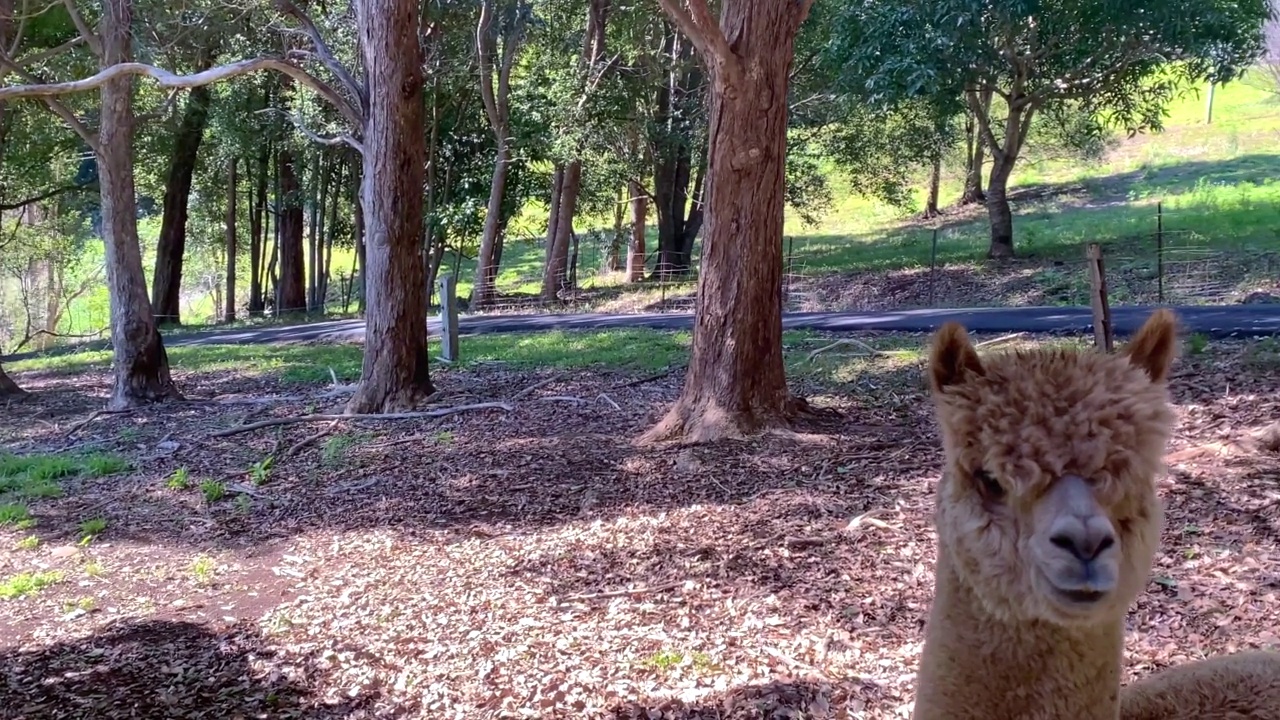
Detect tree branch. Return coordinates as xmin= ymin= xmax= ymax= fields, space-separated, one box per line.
xmin=0 ymin=57 xmax=363 ymax=128
xmin=275 ymin=0 xmax=367 ymax=117
xmin=0 ymin=183 xmax=94 ymax=210
xmin=256 ymin=107 xmax=363 ymax=153
xmin=60 ymin=0 xmax=101 ymax=58
xmin=476 ymin=0 xmax=502 ymax=132
xmin=653 ymin=0 xmax=743 ymax=88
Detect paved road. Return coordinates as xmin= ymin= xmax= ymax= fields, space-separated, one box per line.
xmin=6 ymin=304 xmax=1279 ymax=363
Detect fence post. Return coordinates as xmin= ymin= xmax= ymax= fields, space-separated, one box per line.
xmin=1086 ymin=243 xmax=1114 ymax=353
xmin=438 ymin=272 xmax=459 ymax=362
xmin=929 ymin=228 xmax=940 ymax=307
xmin=1156 ymin=201 xmax=1164 ymax=304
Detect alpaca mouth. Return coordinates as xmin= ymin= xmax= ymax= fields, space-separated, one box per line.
xmin=1054 ymin=587 xmax=1107 ymax=604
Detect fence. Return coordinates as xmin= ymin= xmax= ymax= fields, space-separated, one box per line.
xmin=403 ymin=202 xmax=1280 ymax=318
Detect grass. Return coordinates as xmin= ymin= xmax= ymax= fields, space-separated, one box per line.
xmin=0 ymin=452 xmax=130 ymax=514
xmin=7 ymin=326 xmax=1099 ymax=392
xmin=0 ymin=570 xmax=64 ymax=600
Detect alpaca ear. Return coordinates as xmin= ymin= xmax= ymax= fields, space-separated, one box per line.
xmin=929 ymin=322 xmax=984 ymax=392
xmin=1124 ymin=308 xmax=1179 ymax=383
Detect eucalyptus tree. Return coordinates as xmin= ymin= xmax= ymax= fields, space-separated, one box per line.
xmin=829 ymin=0 xmax=1273 ymax=258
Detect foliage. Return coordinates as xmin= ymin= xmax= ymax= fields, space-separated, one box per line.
xmin=827 ymin=0 xmax=1273 ymax=135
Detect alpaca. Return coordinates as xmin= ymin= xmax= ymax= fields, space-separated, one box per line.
xmin=912 ymin=308 xmax=1280 ymax=720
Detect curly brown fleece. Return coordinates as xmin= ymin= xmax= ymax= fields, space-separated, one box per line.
xmin=912 ymin=309 xmax=1280 ymax=720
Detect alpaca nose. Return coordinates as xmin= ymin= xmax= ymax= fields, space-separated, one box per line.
xmin=1049 ymin=521 xmax=1116 ymax=562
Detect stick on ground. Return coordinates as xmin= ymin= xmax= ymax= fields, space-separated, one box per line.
xmin=209 ymin=402 xmax=514 ymax=438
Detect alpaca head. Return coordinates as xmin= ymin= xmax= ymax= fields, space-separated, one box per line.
xmin=926 ymin=310 xmax=1179 ymax=627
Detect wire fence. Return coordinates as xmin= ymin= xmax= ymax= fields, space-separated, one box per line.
xmin=432 ymin=202 xmax=1278 ymax=317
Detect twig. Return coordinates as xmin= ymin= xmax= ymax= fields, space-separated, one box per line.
xmin=975 ymin=332 xmax=1027 ymax=349
xmin=510 ymin=374 xmax=563 ymax=400
xmin=285 ymin=419 xmax=341 ymax=457
xmin=209 ymin=402 xmax=514 ymax=437
xmin=596 ymin=393 xmax=621 ymax=411
xmin=63 ymin=408 xmax=133 ymax=439
xmin=612 ymin=367 xmax=680 ymax=389
xmin=539 ymin=396 xmax=585 ymax=405
xmin=806 ymin=338 xmax=883 ymax=362
xmin=561 ymin=580 xmax=684 ymax=602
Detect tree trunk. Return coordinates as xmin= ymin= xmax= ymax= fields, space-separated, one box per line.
xmin=641 ymin=0 xmax=810 ymax=443
xmin=606 ymin=184 xmax=625 ymax=271
xmin=307 ymin=150 xmax=321 ymax=311
xmin=960 ymin=88 xmax=991 ymax=206
xmin=98 ymin=0 xmax=180 ymax=409
xmin=347 ymin=0 xmax=433 ymax=413
xmin=224 ymin=157 xmax=237 ymax=323
xmin=542 ymin=160 xmax=581 ymax=301
xmin=537 ymin=163 xmax=563 ymax=294
xmin=151 ymin=81 xmax=214 ymax=326
xmin=473 ymin=137 xmax=509 ymax=308
xmin=277 ymin=146 xmax=306 ymax=313
xmin=353 ymin=160 xmax=366 ymax=313
xmin=626 ymin=179 xmax=647 ymax=283
xmin=924 ymin=154 xmax=942 ymax=218
xmin=0 ymin=362 xmax=26 ymax=399
xmin=985 ymin=155 xmax=1016 ymax=259
xmin=320 ymin=158 xmax=341 ymax=310
xmin=249 ymin=140 xmax=267 ymax=315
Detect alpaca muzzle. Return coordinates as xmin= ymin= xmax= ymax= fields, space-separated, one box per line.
xmin=1034 ymin=474 xmax=1121 ymax=607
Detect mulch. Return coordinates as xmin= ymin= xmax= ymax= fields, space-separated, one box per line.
xmin=1 ymin=335 xmax=1277 ymax=718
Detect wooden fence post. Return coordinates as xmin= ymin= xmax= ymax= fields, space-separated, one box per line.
xmin=1086 ymin=243 xmax=1113 ymax=353
xmin=438 ymin=272 xmax=459 ymax=362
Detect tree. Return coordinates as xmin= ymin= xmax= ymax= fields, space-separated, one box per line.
xmin=0 ymin=362 xmax=26 ymax=399
xmin=0 ymin=0 xmax=185 ymax=408
xmin=345 ymin=0 xmax=433 ymax=412
xmin=472 ymin=0 xmax=529 ymax=310
xmin=831 ymin=0 xmax=1272 ymax=258
xmin=640 ymin=0 xmax=814 ymax=443
xmin=151 ymin=45 xmax=217 ymax=326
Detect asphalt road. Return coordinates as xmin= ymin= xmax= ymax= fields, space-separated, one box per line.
xmin=5 ymin=304 xmax=1279 ymax=363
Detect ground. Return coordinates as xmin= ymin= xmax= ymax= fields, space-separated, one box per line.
xmin=2 ymin=330 xmax=1278 ymax=718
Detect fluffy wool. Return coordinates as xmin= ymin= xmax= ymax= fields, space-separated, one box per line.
xmin=912 ymin=309 xmax=1280 ymax=720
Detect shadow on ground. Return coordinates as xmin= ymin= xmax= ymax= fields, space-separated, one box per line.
xmin=0 ymin=619 xmax=381 ymax=719
xmin=609 ymin=678 xmax=884 ymax=718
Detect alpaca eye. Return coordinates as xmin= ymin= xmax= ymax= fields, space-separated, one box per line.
xmin=973 ymin=469 xmax=1004 ymax=500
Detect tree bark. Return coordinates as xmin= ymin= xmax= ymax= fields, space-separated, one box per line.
xmin=542 ymin=159 xmax=581 ymax=301
xmin=0 ymin=362 xmax=26 ymax=399
xmin=224 ymin=157 xmax=237 ymax=323
xmin=277 ymin=146 xmax=306 ymax=313
xmin=985 ymin=155 xmax=1016 ymax=259
xmin=249 ymin=138 xmax=268 ymax=315
xmin=353 ymin=158 xmax=366 ymax=313
xmin=924 ymin=154 xmax=942 ymax=218
xmin=540 ymin=164 xmax=564 ymax=291
xmin=474 ymin=139 xmax=510 ymax=307
xmin=307 ymin=150 xmax=321 ymax=311
xmin=642 ymin=0 xmax=811 ymax=443
xmin=607 ymin=184 xmax=625 ymax=272
xmin=151 ymin=80 xmax=214 ymax=326
xmin=960 ymin=89 xmax=991 ymax=206
xmin=626 ymin=179 xmax=647 ymax=283
xmin=98 ymin=0 xmax=181 ymax=409
xmin=346 ymin=0 xmax=433 ymax=412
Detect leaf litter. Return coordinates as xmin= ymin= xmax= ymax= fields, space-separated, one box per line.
xmin=0 ymin=334 xmax=1277 ymax=718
